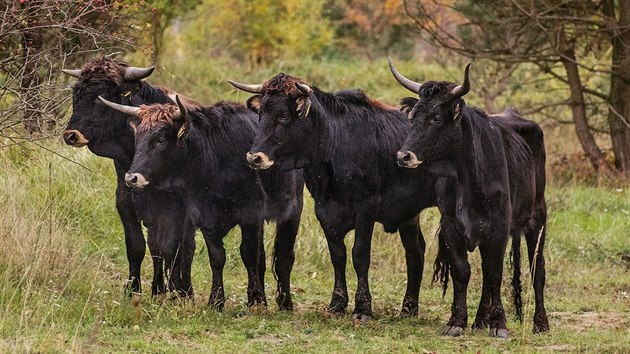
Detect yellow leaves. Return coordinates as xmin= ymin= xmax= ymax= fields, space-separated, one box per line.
xmin=180 ymin=0 xmax=333 ymax=66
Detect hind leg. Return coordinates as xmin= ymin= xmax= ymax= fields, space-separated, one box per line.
xmin=398 ymin=215 xmax=425 ymax=317
xmin=526 ymin=211 xmax=549 ymax=333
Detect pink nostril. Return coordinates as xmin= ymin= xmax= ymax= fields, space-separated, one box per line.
xmin=253 ymin=155 xmax=262 ymax=164
xmin=402 ymin=152 xmax=411 ymax=162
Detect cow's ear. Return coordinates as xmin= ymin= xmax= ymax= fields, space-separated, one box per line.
xmin=247 ymin=95 xmax=262 ymax=113
xmin=296 ymin=96 xmax=312 ymax=118
xmin=129 ymin=118 xmax=139 ymax=132
xmin=399 ymin=97 xmax=418 ymax=118
xmin=453 ymin=102 xmax=462 ymax=121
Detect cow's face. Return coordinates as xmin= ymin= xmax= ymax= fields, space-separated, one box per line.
xmin=96 ymin=96 xmax=187 ymax=189
xmin=248 ymin=91 xmax=313 ymax=169
xmin=230 ymin=73 xmax=314 ymax=170
xmin=62 ymin=57 xmax=154 ymax=158
xmin=128 ymin=120 xmax=180 ymax=190
xmin=389 ymin=60 xmax=471 ymax=168
xmin=398 ymin=88 xmax=465 ymax=168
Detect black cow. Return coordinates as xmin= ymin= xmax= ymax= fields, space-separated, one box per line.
xmin=229 ymin=74 xmax=436 ymax=321
xmin=390 ymin=59 xmax=549 ymax=337
xmin=97 ymin=95 xmax=304 ymax=310
xmin=62 ymin=57 xmax=199 ymax=298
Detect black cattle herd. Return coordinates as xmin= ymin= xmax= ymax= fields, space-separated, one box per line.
xmin=61 ymin=56 xmax=549 ymax=338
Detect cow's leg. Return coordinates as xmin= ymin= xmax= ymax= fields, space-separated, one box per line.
xmin=180 ymin=219 xmax=196 ymax=298
xmin=240 ymin=222 xmax=267 ymax=308
xmin=273 ymin=215 xmax=300 ymax=310
xmin=256 ymin=224 xmax=267 ymax=304
xmin=480 ymin=235 xmax=510 ymax=339
xmin=201 ymin=221 xmax=233 ymax=311
xmin=147 ymin=225 xmax=165 ymax=296
xmin=165 ymin=240 xmax=184 ymax=295
xmin=441 ymin=225 xmax=470 ymax=337
xmin=526 ymin=208 xmax=549 ymax=333
xmin=323 ymin=226 xmax=349 ymax=314
xmin=398 ymin=215 xmax=425 ymax=317
xmin=351 ymin=213 xmax=375 ymax=322
xmin=472 ymin=269 xmax=492 ymax=329
xmin=115 ymin=184 xmax=145 ymax=297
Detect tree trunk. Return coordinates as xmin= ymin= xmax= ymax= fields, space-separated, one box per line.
xmin=607 ymin=0 xmax=630 ymax=177
xmin=557 ymin=26 xmax=610 ymax=172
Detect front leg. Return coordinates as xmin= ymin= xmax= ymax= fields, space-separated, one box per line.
xmin=200 ymin=218 xmax=235 ymax=311
xmin=398 ymin=215 xmax=425 ymax=317
xmin=439 ymin=220 xmax=470 ymax=337
xmin=273 ymin=216 xmax=300 ymax=310
xmin=115 ymin=183 xmax=146 ymax=297
xmin=146 ymin=225 xmax=165 ymax=296
xmin=351 ymin=212 xmax=375 ymax=323
xmin=240 ymin=222 xmax=267 ymax=308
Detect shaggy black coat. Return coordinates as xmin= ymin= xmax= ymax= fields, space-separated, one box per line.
xmin=247 ymin=74 xmax=436 ymax=320
xmin=126 ymin=101 xmax=304 ymax=309
xmin=63 ymin=57 xmax=196 ymax=297
xmin=398 ymin=80 xmax=549 ymax=336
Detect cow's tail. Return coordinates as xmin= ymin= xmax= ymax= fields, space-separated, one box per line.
xmin=511 ymin=233 xmax=523 ymax=322
xmin=432 ymin=226 xmax=450 ymax=297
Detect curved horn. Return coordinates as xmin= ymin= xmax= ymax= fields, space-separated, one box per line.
xmin=228 ymin=80 xmax=264 ymax=94
xmin=296 ymin=82 xmax=312 ymax=95
xmin=98 ymin=95 xmax=140 ymax=116
xmin=62 ymin=69 xmax=82 ymax=78
xmin=123 ymin=66 xmax=155 ymax=81
xmin=388 ymin=57 xmax=422 ymax=94
xmin=173 ymin=95 xmax=188 ymax=121
xmin=451 ymin=63 xmax=471 ymax=98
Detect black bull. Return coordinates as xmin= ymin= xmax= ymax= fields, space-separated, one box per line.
xmin=62 ymin=57 xmax=196 ymax=298
xmin=97 ymin=95 xmax=304 ymax=310
xmin=391 ymin=59 xmax=549 ymax=337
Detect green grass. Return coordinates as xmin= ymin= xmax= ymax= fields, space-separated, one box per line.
xmin=0 ymin=140 xmax=629 ymax=353
xmin=0 ymin=53 xmax=627 ymax=353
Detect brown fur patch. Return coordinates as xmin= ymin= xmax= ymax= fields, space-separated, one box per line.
xmin=136 ymin=104 xmax=180 ymax=131
xmin=370 ymin=99 xmax=397 ymax=111
xmin=262 ymin=73 xmax=308 ymax=97
xmin=79 ymin=57 xmax=129 ymax=86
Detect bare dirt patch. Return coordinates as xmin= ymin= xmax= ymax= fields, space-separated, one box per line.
xmin=550 ymin=311 xmax=628 ymax=331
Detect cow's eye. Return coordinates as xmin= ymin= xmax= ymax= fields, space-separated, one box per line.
xmin=431 ymin=115 xmax=443 ymax=124
xmin=156 ymin=136 xmax=167 ymax=144
xmin=278 ymin=114 xmax=290 ymax=124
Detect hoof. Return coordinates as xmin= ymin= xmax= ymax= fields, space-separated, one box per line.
xmin=472 ymin=319 xmax=489 ymax=330
xmin=400 ymin=302 xmax=419 ymax=317
xmin=352 ymin=313 xmax=373 ymax=324
xmin=131 ymin=292 xmax=142 ymax=307
xmin=208 ymin=298 xmax=225 ymax=312
xmin=442 ymin=326 xmax=464 ymax=337
xmin=533 ymin=322 xmax=550 ymax=333
xmin=327 ymin=299 xmax=347 ymax=314
xmin=489 ymin=328 xmax=509 ymax=339
xmin=276 ymin=295 xmax=293 ymax=311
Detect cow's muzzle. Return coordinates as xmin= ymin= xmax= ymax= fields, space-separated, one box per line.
xmin=62 ymin=130 xmax=89 ymax=147
xmin=397 ymin=150 xmax=423 ymax=168
xmin=246 ymin=152 xmax=274 ymax=170
xmin=125 ymin=172 xmax=149 ymax=189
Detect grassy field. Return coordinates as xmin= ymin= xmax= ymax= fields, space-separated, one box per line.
xmin=1 ymin=56 xmax=628 ymax=353
xmin=0 ymin=139 xmax=629 ymax=353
